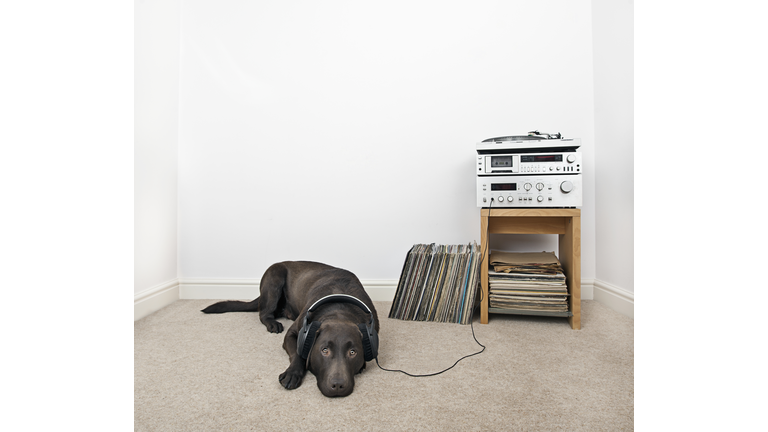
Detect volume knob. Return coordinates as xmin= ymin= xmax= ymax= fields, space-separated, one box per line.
xmin=560 ymin=180 xmax=574 ymax=193
xmin=567 ymin=154 xmax=576 ymax=163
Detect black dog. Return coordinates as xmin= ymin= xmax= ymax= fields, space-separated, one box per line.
xmin=202 ymin=261 xmax=379 ymax=397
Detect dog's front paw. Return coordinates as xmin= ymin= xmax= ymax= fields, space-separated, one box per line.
xmin=264 ymin=320 xmax=283 ymax=334
xmin=279 ymin=367 xmax=304 ymax=390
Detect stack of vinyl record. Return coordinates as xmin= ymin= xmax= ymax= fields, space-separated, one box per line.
xmin=389 ymin=243 xmax=482 ymax=325
xmin=488 ymin=251 xmax=570 ymax=316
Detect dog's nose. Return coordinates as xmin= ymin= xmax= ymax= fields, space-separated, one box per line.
xmin=330 ymin=378 xmax=345 ymax=392
xmin=324 ymin=377 xmax=352 ymax=397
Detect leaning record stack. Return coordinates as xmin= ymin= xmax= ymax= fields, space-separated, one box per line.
xmin=488 ymin=251 xmax=571 ymax=317
xmin=389 ymin=243 xmax=482 ymax=325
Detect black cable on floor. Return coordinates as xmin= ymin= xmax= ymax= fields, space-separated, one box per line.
xmin=376 ymin=199 xmax=493 ymax=377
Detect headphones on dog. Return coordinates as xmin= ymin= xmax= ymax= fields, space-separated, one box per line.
xmin=297 ymin=294 xmax=379 ymax=362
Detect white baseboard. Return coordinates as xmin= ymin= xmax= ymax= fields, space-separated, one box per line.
xmin=136 ymin=278 xmax=622 ymax=320
xmin=179 ymin=279 xmax=259 ymax=300
xmin=177 ymin=278 xmax=601 ymax=304
xmin=134 ymin=275 xmax=628 ymax=320
xmin=358 ymin=280 xmax=398 ymax=302
xmin=178 ymin=278 xmax=399 ymax=302
xmin=593 ymin=278 xmax=634 ymax=319
xmin=134 ymin=279 xmax=179 ymax=321
xmin=580 ymin=278 xmax=595 ymax=300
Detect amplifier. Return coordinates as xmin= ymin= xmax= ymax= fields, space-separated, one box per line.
xmin=477 ymin=152 xmax=581 ymax=175
xmin=476 ymin=175 xmax=582 ymax=208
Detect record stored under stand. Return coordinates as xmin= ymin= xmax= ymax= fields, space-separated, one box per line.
xmin=479 ymin=208 xmax=581 ymax=330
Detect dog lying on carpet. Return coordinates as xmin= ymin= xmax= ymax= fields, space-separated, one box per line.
xmin=202 ymin=261 xmax=379 ymax=398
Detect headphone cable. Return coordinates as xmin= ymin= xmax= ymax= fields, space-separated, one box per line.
xmin=376 ymin=199 xmax=492 ymax=377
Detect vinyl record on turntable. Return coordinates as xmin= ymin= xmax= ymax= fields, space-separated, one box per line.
xmin=482 ymin=131 xmax=562 ymax=142
xmin=482 ymin=135 xmax=543 ymax=142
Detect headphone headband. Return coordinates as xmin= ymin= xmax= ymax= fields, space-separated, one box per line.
xmin=307 ymin=294 xmax=373 ymax=319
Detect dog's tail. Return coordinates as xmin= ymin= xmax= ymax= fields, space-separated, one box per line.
xmin=201 ymin=298 xmax=261 ymax=314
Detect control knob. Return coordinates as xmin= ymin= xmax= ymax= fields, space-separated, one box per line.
xmin=560 ymin=180 xmax=574 ymax=193
xmin=567 ymin=154 xmax=576 ymax=163
xmin=536 ymin=182 xmax=544 ymax=191
xmin=524 ymin=183 xmax=532 ymax=191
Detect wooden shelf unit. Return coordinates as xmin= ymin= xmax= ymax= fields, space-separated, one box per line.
xmin=480 ymin=208 xmax=581 ymax=330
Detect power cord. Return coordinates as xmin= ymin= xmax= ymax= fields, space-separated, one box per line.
xmin=375 ymin=198 xmax=493 ymax=377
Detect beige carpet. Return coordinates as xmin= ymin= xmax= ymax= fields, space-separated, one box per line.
xmin=135 ymin=300 xmax=633 ymax=431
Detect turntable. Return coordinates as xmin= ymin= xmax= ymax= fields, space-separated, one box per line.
xmin=476 ymin=131 xmax=580 ymax=155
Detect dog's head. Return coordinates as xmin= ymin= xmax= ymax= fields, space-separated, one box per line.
xmin=307 ymin=319 xmax=367 ymax=397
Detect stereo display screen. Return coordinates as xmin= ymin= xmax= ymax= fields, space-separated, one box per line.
xmin=491 ymin=183 xmax=517 ymax=191
xmin=521 ymin=155 xmax=563 ymax=162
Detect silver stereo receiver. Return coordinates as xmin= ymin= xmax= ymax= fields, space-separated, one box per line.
xmin=477 ymin=152 xmax=581 ymax=175
xmin=476 ymin=132 xmax=582 ymax=208
xmin=476 ymin=175 xmax=582 ymax=208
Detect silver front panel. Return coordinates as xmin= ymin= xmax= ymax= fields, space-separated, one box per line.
xmin=477 ymin=175 xmax=582 ymax=208
xmin=477 ymin=152 xmax=582 ymax=176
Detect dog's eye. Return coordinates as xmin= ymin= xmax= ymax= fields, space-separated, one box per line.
xmin=321 ymin=347 xmax=329 ymax=355
xmin=349 ymin=349 xmax=356 ymax=357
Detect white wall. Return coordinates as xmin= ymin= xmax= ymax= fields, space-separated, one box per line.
xmin=592 ymin=0 xmax=633 ymax=295
xmin=135 ymin=0 xmax=181 ymax=297
xmin=177 ymin=0 xmax=597 ymax=284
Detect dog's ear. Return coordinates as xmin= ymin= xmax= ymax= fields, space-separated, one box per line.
xmin=300 ymin=321 xmax=321 ymax=359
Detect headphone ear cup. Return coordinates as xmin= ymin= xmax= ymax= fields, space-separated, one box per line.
xmin=299 ymin=321 xmax=321 ymax=359
xmin=358 ymin=323 xmax=378 ymax=362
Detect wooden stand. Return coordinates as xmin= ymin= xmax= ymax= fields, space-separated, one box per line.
xmin=480 ymin=208 xmax=581 ymax=329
